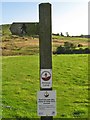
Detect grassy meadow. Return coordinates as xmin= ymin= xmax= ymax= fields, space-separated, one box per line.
xmin=1 ymin=24 xmax=89 ymax=119
xmin=2 ymin=54 xmax=88 ymax=119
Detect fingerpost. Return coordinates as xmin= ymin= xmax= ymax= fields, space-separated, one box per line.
xmin=39 ymin=3 xmax=53 ymax=120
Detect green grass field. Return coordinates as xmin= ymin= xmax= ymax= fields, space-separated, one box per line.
xmin=2 ymin=54 xmax=88 ymax=119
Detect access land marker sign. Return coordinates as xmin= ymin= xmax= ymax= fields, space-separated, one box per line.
xmin=37 ymin=90 xmax=56 ymax=116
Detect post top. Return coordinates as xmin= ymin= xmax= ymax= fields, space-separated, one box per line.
xmin=39 ymin=3 xmax=51 ymax=6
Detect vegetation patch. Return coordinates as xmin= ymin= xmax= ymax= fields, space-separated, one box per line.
xmin=54 ymin=42 xmax=90 ymax=54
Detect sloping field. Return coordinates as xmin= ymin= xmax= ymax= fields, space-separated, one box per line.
xmin=1 ymin=24 xmax=89 ymax=56
xmin=1 ymin=34 xmax=89 ymax=56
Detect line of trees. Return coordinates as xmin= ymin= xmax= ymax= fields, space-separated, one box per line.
xmin=52 ymin=32 xmax=69 ymax=37
xmin=52 ymin=32 xmax=90 ymax=38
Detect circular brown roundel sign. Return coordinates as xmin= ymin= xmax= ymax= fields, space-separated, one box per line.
xmin=41 ymin=71 xmax=51 ymax=81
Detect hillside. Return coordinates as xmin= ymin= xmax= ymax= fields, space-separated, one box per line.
xmin=1 ymin=24 xmax=89 ymax=56
xmin=2 ymin=24 xmax=11 ymax=35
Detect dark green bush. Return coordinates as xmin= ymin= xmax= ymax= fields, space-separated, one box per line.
xmin=54 ymin=42 xmax=90 ymax=54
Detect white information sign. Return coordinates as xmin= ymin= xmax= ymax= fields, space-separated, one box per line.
xmin=37 ymin=90 xmax=56 ymax=116
xmin=40 ymin=69 xmax=52 ymax=88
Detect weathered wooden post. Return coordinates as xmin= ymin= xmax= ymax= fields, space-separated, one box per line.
xmin=39 ymin=3 xmax=53 ymax=120
xmin=39 ymin=3 xmax=52 ymax=76
xmin=37 ymin=3 xmax=56 ymax=120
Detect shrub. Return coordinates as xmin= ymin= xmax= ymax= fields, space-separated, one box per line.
xmin=78 ymin=44 xmax=83 ymax=47
xmin=56 ymin=45 xmax=65 ymax=54
xmin=54 ymin=42 xmax=90 ymax=54
xmin=64 ymin=42 xmax=76 ymax=50
xmin=84 ymin=48 xmax=90 ymax=53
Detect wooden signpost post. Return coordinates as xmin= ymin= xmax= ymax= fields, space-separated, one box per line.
xmin=37 ymin=3 xmax=56 ymax=120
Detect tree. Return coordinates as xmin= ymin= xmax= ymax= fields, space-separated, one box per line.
xmin=66 ymin=32 xmax=69 ymax=37
xmin=60 ymin=32 xmax=64 ymax=36
xmin=56 ymin=33 xmax=59 ymax=36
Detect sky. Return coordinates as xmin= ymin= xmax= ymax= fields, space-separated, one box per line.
xmin=1 ymin=0 xmax=89 ymax=36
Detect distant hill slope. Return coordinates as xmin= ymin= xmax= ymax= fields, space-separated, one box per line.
xmin=1 ymin=24 xmax=89 ymax=56
xmin=2 ymin=24 xmax=11 ymax=35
